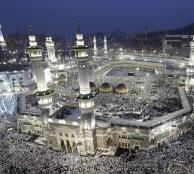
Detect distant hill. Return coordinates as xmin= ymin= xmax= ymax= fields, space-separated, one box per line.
xmin=161 ymin=23 xmax=194 ymax=35
xmin=133 ymin=23 xmax=194 ymax=51
xmin=140 ymin=23 xmax=194 ymax=37
xmin=85 ymin=23 xmax=194 ymax=51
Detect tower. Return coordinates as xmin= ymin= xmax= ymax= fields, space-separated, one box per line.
xmin=104 ymin=35 xmax=108 ymax=55
xmin=45 ymin=37 xmax=57 ymax=63
xmin=27 ymin=28 xmax=53 ymax=108
xmin=74 ymin=25 xmax=96 ymax=155
xmin=188 ymin=36 xmax=194 ymax=66
xmin=0 ymin=25 xmax=6 ymax=49
xmin=93 ymin=36 xmax=97 ymax=56
xmin=185 ymin=36 xmax=194 ymax=93
xmin=45 ymin=37 xmax=58 ymax=83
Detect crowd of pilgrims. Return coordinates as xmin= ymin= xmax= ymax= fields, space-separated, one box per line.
xmin=0 ymin=114 xmax=193 ymax=174
xmin=0 ymin=72 xmax=181 ymax=121
xmin=0 ymin=70 xmax=192 ymax=173
xmin=54 ymin=71 xmax=79 ymax=107
xmin=55 ymin=72 xmax=182 ymax=120
xmin=94 ymin=85 xmax=182 ymax=120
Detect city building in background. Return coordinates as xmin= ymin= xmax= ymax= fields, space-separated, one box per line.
xmin=162 ymin=35 xmax=193 ymax=57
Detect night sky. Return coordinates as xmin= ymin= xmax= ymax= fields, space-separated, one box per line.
xmin=0 ymin=0 xmax=194 ymax=36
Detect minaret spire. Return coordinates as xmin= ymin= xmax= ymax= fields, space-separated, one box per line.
xmin=28 ymin=25 xmax=33 ymax=35
xmin=76 ymin=21 xmax=81 ymax=34
xmin=0 ymin=25 xmax=6 ymax=49
xmin=74 ymin=27 xmax=96 ymax=155
xmin=27 ymin=30 xmax=53 ymax=108
xmin=189 ymin=36 xmax=194 ymax=66
xmin=46 ymin=37 xmax=57 ymax=63
xmin=104 ymin=35 xmax=108 ymax=55
xmin=93 ymin=36 xmax=97 ymax=56
xmin=74 ymin=27 xmax=90 ymax=95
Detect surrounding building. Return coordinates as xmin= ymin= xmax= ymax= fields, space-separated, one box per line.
xmin=162 ymin=35 xmax=193 ymax=57
xmin=185 ymin=36 xmax=194 ymax=93
xmin=0 ymin=69 xmax=32 ymax=93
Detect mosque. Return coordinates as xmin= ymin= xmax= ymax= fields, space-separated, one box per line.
xmin=0 ymin=25 xmax=194 ymax=156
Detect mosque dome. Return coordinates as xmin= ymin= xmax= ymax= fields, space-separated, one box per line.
xmin=115 ymin=83 xmax=128 ymax=94
xmin=99 ymin=82 xmax=112 ymax=93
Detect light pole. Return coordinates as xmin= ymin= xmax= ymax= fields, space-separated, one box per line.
xmin=77 ymin=142 xmax=84 ymax=174
xmin=141 ymin=86 xmax=144 ymax=100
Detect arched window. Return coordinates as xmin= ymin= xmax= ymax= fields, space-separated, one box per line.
xmin=66 ymin=140 xmax=72 ymax=153
xmin=72 ymin=141 xmax=77 ymax=153
xmin=60 ymin=140 xmax=66 ymax=151
xmin=107 ymin=137 xmax=112 ymax=148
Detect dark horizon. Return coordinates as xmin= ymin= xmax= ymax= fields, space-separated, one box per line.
xmin=0 ymin=0 xmax=194 ymax=37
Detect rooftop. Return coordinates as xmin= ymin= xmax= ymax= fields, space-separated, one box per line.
xmin=49 ymin=105 xmax=81 ymax=121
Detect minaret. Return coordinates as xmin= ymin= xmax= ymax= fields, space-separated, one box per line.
xmin=104 ymin=35 xmax=108 ymax=55
xmin=185 ymin=36 xmax=194 ymax=93
xmin=27 ymin=27 xmax=53 ymax=108
xmin=93 ymin=36 xmax=97 ymax=56
xmin=74 ymin=24 xmax=96 ymax=155
xmin=188 ymin=36 xmax=194 ymax=66
xmin=45 ymin=37 xmax=57 ymax=63
xmin=0 ymin=25 xmax=6 ymax=49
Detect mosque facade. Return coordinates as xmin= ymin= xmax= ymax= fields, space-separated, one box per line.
xmin=16 ymin=29 xmax=194 ymax=156
xmin=0 ymin=22 xmax=186 ymax=155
